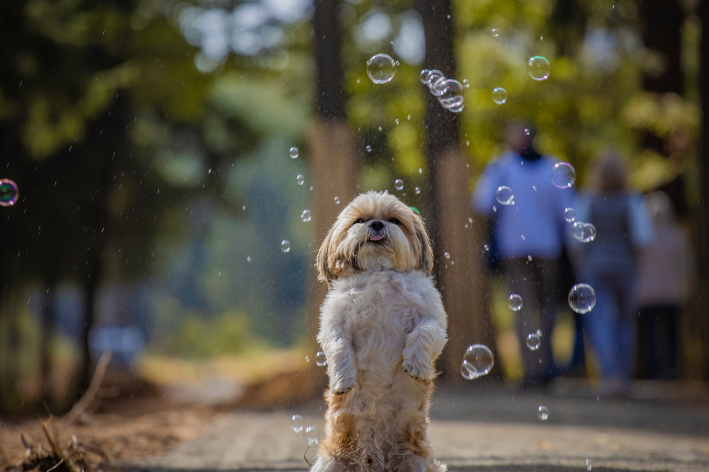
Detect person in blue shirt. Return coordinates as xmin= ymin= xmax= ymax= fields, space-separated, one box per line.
xmin=472 ymin=122 xmax=575 ymax=388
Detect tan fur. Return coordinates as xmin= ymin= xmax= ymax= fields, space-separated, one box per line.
xmin=312 ymin=192 xmax=447 ymax=472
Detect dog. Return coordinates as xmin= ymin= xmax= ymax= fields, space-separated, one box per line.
xmin=312 ymin=191 xmax=448 ymax=472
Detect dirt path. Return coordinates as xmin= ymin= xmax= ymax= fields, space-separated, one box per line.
xmin=119 ymin=381 xmax=709 ymax=472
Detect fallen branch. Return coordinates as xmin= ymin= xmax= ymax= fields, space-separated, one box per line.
xmin=61 ymin=352 xmax=113 ymax=426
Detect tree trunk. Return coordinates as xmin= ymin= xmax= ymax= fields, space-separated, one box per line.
xmin=305 ymin=0 xmax=360 ymax=394
xmin=416 ymin=0 xmax=497 ymax=380
xmin=697 ymin=0 xmax=709 ymax=379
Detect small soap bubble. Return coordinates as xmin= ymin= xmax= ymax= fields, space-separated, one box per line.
xmin=281 ymin=240 xmax=291 ymax=253
xmin=305 ymin=426 xmax=319 ymax=446
xmin=315 ymin=351 xmax=327 ymax=366
xmin=528 ymin=56 xmax=551 ymax=81
xmin=528 ymin=255 xmax=533 ymax=261
xmin=394 ymin=179 xmax=404 ymax=190
xmin=448 ymin=101 xmax=465 ymax=113
xmin=462 ymin=79 xmax=470 ymax=88
xmin=483 ymin=244 xmax=489 ymax=251
xmin=491 ymin=28 xmax=499 ymax=37
xmin=586 ymin=459 xmax=592 ymax=471
xmin=564 ymin=207 xmax=576 ymax=222
xmin=537 ymin=329 xmax=542 ymax=337
xmin=492 ymin=87 xmax=507 ymax=105
xmin=508 ymin=294 xmax=523 ymax=311
xmin=462 ymin=344 xmax=494 ymax=379
xmin=419 ymin=69 xmax=431 ymax=84
xmin=524 ymin=128 xmax=530 ymax=136
xmin=305 ymin=356 xmax=310 ymax=362
xmin=495 ymin=186 xmax=514 ymax=205
xmin=297 ymin=174 xmax=305 ymax=185
xmin=334 ymin=196 xmax=340 ymax=204
xmin=247 ymin=256 xmax=252 ymax=262
xmin=415 ymin=187 xmax=420 ymax=194
xmin=301 ymin=209 xmax=312 ymax=222
xmin=291 ymin=414 xmax=304 ymax=433
xmin=367 ymin=53 xmax=397 ymax=84
xmin=550 ymin=162 xmax=576 ymax=188
xmin=538 ymin=405 xmax=549 ymax=420
xmin=572 ymin=222 xmax=597 ymax=242
xmin=568 ymin=283 xmax=596 ymax=313
xmin=289 ymin=147 xmax=299 ymax=159
xmin=444 ymin=252 xmax=450 ymax=259
xmin=419 ymin=168 xmax=423 ymax=174
xmin=304 ymin=445 xmax=318 ymax=466
xmin=0 ymin=179 xmax=19 ymax=207
xmin=366 ymin=145 xmax=372 ymax=152
xmin=526 ymin=333 xmax=541 ymax=350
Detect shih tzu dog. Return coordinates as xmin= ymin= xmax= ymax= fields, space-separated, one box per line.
xmin=312 ymin=191 xmax=448 ymax=472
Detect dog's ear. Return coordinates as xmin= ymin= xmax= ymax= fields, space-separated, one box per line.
xmin=413 ymin=214 xmax=434 ymax=274
xmin=316 ymin=225 xmax=336 ymax=288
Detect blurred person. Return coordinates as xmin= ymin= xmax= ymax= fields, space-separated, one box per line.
xmin=636 ymin=191 xmax=693 ymax=379
xmin=571 ymin=150 xmax=653 ymax=395
xmin=472 ymin=122 xmax=575 ymax=389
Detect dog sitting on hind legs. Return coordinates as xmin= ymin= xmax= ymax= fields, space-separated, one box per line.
xmin=311 ymin=191 xmax=448 ymax=472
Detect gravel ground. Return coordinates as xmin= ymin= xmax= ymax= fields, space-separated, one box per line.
xmin=119 ymin=380 xmax=709 ymax=472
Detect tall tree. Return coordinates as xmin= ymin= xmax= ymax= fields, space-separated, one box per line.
xmin=416 ymin=0 xmax=497 ymax=379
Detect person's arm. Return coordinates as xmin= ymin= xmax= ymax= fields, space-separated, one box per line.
xmin=628 ymin=193 xmax=654 ymax=247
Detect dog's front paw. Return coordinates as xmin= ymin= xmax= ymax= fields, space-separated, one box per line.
xmin=331 ymin=368 xmax=357 ymax=395
xmin=332 ymin=384 xmax=355 ymax=395
xmin=403 ymin=358 xmax=433 ymax=381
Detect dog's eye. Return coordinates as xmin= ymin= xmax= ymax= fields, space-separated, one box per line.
xmin=388 ymin=218 xmax=400 ymax=225
xmin=354 ymin=218 xmax=364 ymax=224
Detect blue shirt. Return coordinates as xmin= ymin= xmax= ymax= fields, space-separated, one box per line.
xmin=471 ymin=151 xmax=575 ymax=260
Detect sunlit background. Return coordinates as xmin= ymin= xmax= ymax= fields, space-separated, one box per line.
xmin=0 ymin=0 xmax=706 ymax=419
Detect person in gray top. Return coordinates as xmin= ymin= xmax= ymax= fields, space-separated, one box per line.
xmin=571 ymin=149 xmax=653 ymax=396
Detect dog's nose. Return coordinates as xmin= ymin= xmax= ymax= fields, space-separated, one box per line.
xmin=369 ymin=220 xmax=384 ymax=232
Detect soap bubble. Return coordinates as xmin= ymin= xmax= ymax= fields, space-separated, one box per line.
xmin=524 ymin=128 xmax=530 ymax=135
xmin=448 ymin=101 xmax=465 ymax=113
xmin=563 ymin=207 xmax=576 ymax=222
xmin=281 ymin=240 xmax=291 ymax=253
xmin=508 ymin=294 xmax=523 ymax=311
xmin=461 ymin=344 xmax=494 ymax=379
xmin=528 ymin=56 xmax=550 ymax=81
xmin=291 ymin=414 xmax=304 ymax=433
xmin=586 ymin=459 xmax=592 ymax=471
xmin=492 ymin=87 xmax=507 ymax=105
xmin=526 ymin=333 xmax=541 ymax=351
xmin=289 ymin=147 xmax=299 ymax=159
xmin=301 ymin=209 xmax=312 ymax=222
xmin=366 ymin=145 xmax=372 ymax=152
xmin=305 ymin=426 xmax=319 ymax=446
xmin=491 ymin=28 xmax=499 ymax=37
xmin=419 ymin=69 xmax=431 ymax=84
xmin=426 ymin=69 xmax=443 ymax=87
xmin=334 ymin=196 xmax=340 ymax=204
xmin=297 ymin=174 xmax=305 ymax=185
xmin=538 ymin=405 xmax=549 ymax=420
xmin=415 ymin=187 xmax=420 ymax=194
xmin=0 ymin=179 xmax=19 ymax=207
xmin=444 ymin=252 xmax=450 ymax=259
xmin=438 ymin=79 xmax=464 ymax=109
xmin=430 ymin=76 xmax=447 ymax=97
xmin=568 ymin=284 xmax=596 ymax=313
xmin=315 ymin=351 xmax=327 ymax=366
xmin=394 ymin=179 xmax=404 ymax=190
xmin=495 ymin=186 xmax=514 ymax=205
xmin=304 ymin=445 xmax=318 ymax=466
xmin=367 ymin=53 xmax=398 ymax=84
xmin=572 ymin=222 xmax=597 ymax=243
xmin=462 ymin=79 xmax=470 ymax=88
xmin=550 ymin=162 xmax=576 ymax=188
xmin=305 ymin=356 xmax=309 ymax=362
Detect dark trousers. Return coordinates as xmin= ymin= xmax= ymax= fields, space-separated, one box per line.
xmin=637 ymin=304 xmax=680 ymax=379
xmin=503 ymin=258 xmax=557 ymax=380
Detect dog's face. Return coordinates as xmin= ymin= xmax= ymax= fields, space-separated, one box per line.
xmin=317 ymin=191 xmax=433 ymax=286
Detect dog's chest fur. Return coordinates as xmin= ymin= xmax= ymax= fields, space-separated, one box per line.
xmin=326 ymin=269 xmax=437 ymax=377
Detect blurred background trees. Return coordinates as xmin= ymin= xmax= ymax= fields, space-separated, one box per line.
xmin=0 ymin=0 xmax=706 ymax=413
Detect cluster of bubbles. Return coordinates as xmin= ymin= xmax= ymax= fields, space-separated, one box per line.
xmin=0 ymin=179 xmax=18 ymax=207
xmin=568 ymin=284 xmax=597 ymax=313
xmin=367 ymin=53 xmax=399 ymax=84
xmin=460 ymin=344 xmax=494 ymax=380
xmin=290 ymin=415 xmax=320 ymax=465
xmin=419 ymin=69 xmax=465 ymax=113
xmin=495 ymin=186 xmax=514 ymax=205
